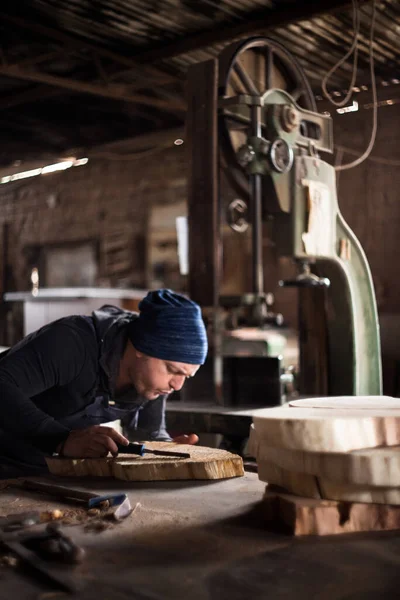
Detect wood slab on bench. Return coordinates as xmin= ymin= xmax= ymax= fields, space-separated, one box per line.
xmin=258 ymin=459 xmax=400 ymax=504
xmin=252 ymin=397 xmax=400 ymax=453
xmin=46 ymin=442 xmax=244 ymax=481
xmin=252 ymin=443 xmax=400 ymax=488
xmin=263 ymin=488 xmax=400 ymax=536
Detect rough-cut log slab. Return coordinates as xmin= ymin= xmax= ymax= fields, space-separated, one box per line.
xmin=289 ymin=396 xmax=400 ymax=409
xmin=46 ymin=442 xmax=244 ymax=481
xmin=252 ymin=399 xmax=400 ymax=452
xmin=252 ymin=439 xmax=400 ymax=487
xmin=258 ymin=459 xmax=400 ymax=504
xmin=263 ymin=489 xmax=400 ymax=536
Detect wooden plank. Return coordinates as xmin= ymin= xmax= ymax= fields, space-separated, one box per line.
xmin=251 ymin=442 xmax=400 ymax=488
xmin=46 ymin=442 xmax=244 ymax=482
xmin=187 ymin=58 xmax=219 ymax=307
xmin=263 ymin=489 xmax=400 ymax=536
xmin=252 ymin=398 xmax=400 ymax=452
xmin=258 ymin=459 xmax=400 ymax=504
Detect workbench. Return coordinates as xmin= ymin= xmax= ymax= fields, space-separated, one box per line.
xmin=1 ymin=473 xmax=399 ymax=599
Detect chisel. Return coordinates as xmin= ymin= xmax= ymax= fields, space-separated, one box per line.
xmin=116 ymin=442 xmax=190 ymax=459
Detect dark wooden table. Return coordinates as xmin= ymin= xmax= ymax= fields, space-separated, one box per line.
xmin=0 ymin=472 xmax=399 ymax=599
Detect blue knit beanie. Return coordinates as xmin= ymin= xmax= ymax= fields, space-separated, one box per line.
xmin=128 ymin=289 xmax=208 ymax=365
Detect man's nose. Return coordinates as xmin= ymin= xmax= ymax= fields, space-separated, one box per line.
xmin=170 ymin=375 xmax=186 ymax=391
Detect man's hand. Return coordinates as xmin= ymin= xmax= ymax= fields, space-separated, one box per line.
xmin=171 ymin=434 xmax=199 ymax=445
xmin=57 ymin=426 xmax=129 ymax=458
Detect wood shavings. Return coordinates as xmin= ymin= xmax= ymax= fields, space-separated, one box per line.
xmin=40 ymin=509 xmax=64 ymax=522
xmin=0 ymin=554 xmax=19 ymax=568
xmin=84 ymin=520 xmax=110 ymax=533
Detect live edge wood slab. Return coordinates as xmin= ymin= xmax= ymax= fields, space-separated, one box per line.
xmin=252 ymin=397 xmax=400 ymax=453
xmin=46 ymin=442 xmax=244 ymax=482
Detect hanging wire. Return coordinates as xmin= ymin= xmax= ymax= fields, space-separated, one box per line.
xmin=321 ymin=0 xmax=360 ymax=108
xmin=335 ymin=0 xmax=378 ymax=171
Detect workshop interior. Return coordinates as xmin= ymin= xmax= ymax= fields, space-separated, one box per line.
xmin=1 ymin=0 xmax=400 ymax=598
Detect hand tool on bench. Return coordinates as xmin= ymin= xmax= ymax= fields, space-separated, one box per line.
xmin=0 ymin=519 xmax=81 ymax=593
xmin=20 ymin=480 xmax=133 ymax=520
xmin=22 ymin=522 xmax=85 ymax=564
xmin=116 ymin=442 xmax=191 ymax=459
xmin=0 ymin=511 xmax=42 ymax=532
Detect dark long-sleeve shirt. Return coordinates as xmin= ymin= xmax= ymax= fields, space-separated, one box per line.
xmin=0 ymin=307 xmax=169 ymax=456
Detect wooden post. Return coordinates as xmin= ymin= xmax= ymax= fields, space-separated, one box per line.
xmin=187 ymin=58 xmax=220 ymax=308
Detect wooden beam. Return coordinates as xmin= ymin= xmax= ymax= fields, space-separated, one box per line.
xmin=0 ymin=11 xmax=178 ymax=84
xmin=132 ymin=0 xmax=366 ymax=64
xmin=0 ymin=86 xmax=63 ymax=111
xmin=187 ymin=59 xmax=220 ymax=307
xmin=0 ymin=64 xmax=185 ymax=112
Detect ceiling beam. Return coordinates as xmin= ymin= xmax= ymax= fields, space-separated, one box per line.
xmin=0 ymin=11 xmax=178 ymax=84
xmin=0 ymin=85 xmax=63 ymax=111
xmin=131 ymin=0 xmax=369 ymax=64
xmin=0 ymin=64 xmax=186 ymax=112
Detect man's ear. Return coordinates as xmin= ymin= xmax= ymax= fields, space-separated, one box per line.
xmin=129 ymin=341 xmax=143 ymax=359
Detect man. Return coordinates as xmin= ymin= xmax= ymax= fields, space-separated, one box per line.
xmin=0 ymin=289 xmax=208 ymax=478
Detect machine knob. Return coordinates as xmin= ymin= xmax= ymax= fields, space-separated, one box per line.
xmin=236 ymin=144 xmax=255 ymax=168
xmin=269 ymin=138 xmax=294 ymax=173
xmin=279 ymin=275 xmax=330 ymax=288
xmin=279 ymin=262 xmax=330 ymax=288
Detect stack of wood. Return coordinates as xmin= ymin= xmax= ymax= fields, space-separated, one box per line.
xmin=249 ymin=397 xmax=400 ymax=535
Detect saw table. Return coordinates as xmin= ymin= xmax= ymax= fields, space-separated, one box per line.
xmin=0 ymin=473 xmax=399 ymax=599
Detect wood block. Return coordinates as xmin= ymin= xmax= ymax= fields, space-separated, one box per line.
xmin=263 ymin=489 xmax=400 ymax=535
xmin=46 ymin=442 xmax=244 ymax=481
xmin=253 ymin=443 xmax=400 ymax=487
xmin=252 ymin=398 xmax=400 ymax=452
xmin=258 ymin=459 xmax=400 ymax=504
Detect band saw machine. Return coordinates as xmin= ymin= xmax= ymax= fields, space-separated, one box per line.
xmin=168 ymin=37 xmax=382 ymax=438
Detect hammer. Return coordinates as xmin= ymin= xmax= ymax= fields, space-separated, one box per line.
xmin=20 ymin=480 xmax=133 ymax=520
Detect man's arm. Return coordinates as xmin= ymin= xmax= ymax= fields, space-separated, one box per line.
xmin=0 ymin=323 xmax=93 ymax=453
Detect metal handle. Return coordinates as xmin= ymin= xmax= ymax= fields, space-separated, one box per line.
xmin=22 ymin=480 xmax=98 ymax=502
xmin=279 ymin=261 xmax=330 ymax=289
xmin=279 ymin=275 xmax=330 ymax=288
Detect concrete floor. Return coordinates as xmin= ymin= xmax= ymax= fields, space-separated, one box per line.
xmin=1 ymin=473 xmax=400 ymax=599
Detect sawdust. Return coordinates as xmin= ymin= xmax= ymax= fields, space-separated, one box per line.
xmin=40 ymin=509 xmax=64 ymax=522
xmin=84 ymin=519 xmax=112 ymax=533
xmin=0 ymin=555 xmax=18 ymax=568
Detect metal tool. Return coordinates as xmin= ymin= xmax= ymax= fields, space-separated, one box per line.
xmin=20 ymin=480 xmax=132 ymax=517
xmin=116 ymin=442 xmax=191 ymax=459
xmin=22 ymin=522 xmax=86 ymax=564
xmin=0 ymin=520 xmax=80 ymax=593
xmin=0 ymin=511 xmax=42 ymax=532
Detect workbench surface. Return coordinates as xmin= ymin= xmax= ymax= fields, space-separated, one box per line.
xmin=1 ymin=472 xmax=399 ymax=599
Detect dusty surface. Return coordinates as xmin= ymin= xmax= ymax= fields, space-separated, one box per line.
xmin=0 ymin=474 xmax=400 ymax=599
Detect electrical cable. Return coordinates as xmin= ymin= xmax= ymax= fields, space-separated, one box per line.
xmin=335 ymin=0 xmax=377 ymax=171
xmin=321 ymin=0 xmax=360 ymax=107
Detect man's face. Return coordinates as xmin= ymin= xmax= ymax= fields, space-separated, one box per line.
xmin=129 ymin=351 xmax=200 ymax=400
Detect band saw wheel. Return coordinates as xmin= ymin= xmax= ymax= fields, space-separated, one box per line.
xmin=218 ymin=37 xmax=317 ymax=202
